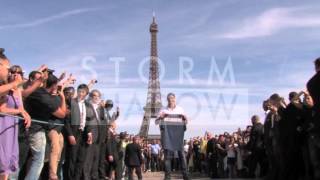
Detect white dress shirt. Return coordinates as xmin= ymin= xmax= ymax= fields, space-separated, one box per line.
xmin=78 ymin=100 xmax=86 ymax=130
xmin=157 ymin=105 xmax=186 ymax=122
xmin=91 ymin=102 xmax=100 ymax=121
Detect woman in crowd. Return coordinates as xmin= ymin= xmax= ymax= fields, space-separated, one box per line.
xmin=0 ymin=50 xmax=31 ymax=180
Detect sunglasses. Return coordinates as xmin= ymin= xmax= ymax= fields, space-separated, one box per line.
xmin=10 ymin=71 xmax=24 ymax=76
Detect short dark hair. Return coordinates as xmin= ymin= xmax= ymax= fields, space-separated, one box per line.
xmin=89 ymin=89 xmax=101 ymax=98
xmin=10 ymin=65 xmax=22 ymax=72
xmin=269 ymin=93 xmax=281 ymax=101
xmin=167 ymin=92 xmax=175 ymax=99
xmin=0 ymin=48 xmax=8 ymax=60
xmin=28 ymin=71 xmax=41 ymax=80
xmin=251 ymin=115 xmax=260 ymax=122
xmin=77 ymin=84 xmax=89 ymax=94
xmin=289 ymin=91 xmax=299 ymax=101
xmin=315 ymin=58 xmax=320 ymax=69
xmin=64 ymin=86 xmax=75 ymax=94
xmin=46 ymin=74 xmax=58 ymax=88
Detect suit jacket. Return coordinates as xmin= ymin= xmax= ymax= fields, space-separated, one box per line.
xmin=94 ymin=105 xmax=108 ymax=144
xmin=206 ymin=138 xmax=218 ymax=158
xmin=307 ymin=72 xmax=320 ymax=112
xmin=307 ymin=71 xmax=320 ymax=133
xmin=65 ymin=98 xmax=97 ymax=142
xmin=264 ymin=112 xmax=282 ymax=149
xmin=125 ymin=143 xmax=142 ymax=167
xmin=85 ymin=102 xmax=101 ymax=144
xmin=248 ymin=122 xmax=264 ymax=150
xmin=106 ymin=131 xmax=120 ymax=161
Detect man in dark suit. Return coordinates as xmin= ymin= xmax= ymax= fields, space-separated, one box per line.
xmin=125 ymin=136 xmax=143 ymax=180
xmin=280 ymin=92 xmax=306 ymax=180
xmin=106 ymin=121 xmax=120 ymax=180
xmin=87 ymin=89 xmax=107 ymax=180
xmin=206 ymin=132 xmax=218 ymax=178
xmin=307 ymin=58 xmax=320 ymax=180
xmin=247 ymin=115 xmax=266 ymax=178
xmin=64 ymin=84 xmax=96 ymax=180
xmin=264 ymin=94 xmax=286 ymax=180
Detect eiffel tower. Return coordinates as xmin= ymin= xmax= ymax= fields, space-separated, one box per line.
xmin=139 ymin=14 xmax=162 ymax=138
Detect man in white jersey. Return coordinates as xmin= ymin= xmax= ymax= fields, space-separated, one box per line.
xmin=156 ymin=93 xmax=190 ymax=180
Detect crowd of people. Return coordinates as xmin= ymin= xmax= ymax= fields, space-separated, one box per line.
xmin=1 ymin=46 xmax=320 ymax=180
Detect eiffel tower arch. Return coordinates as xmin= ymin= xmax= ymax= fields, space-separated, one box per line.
xmin=139 ymin=14 xmax=163 ymax=138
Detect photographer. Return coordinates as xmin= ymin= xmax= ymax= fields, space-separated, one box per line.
xmin=24 ymin=73 xmax=67 ymax=180
xmin=18 ymin=68 xmax=48 ymax=180
xmin=307 ymin=58 xmax=320 ymax=180
xmin=280 ymin=92 xmax=306 ymax=180
xmin=0 ymin=51 xmax=31 ymax=180
xmin=105 ymin=99 xmax=120 ymax=123
xmin=46 ymin=73 xmax=76 ymax=180
xmin=0 ymin=50 xmax=24 ymax=97
xmin=263 ymin=94 xmax=286 ymax=180
xmin=22 ymin=69 xmax=45 ymax=98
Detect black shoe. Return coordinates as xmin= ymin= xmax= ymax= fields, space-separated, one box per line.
xmin=164 ymin=174 xmax=171 ymax=180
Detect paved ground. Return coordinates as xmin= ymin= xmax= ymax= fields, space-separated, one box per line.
xmin=142 ymin=171 xmax=259 ymax=180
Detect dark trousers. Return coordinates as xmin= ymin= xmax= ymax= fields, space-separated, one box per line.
xmin=75 ymin=143 xmax=95 ymax=180
xmin=266 ymin=139 xmax=283 ymax=180
xmin=128 ymin=166 xmax=142 ymax=180
xmin=248 ymin=148 xmax=266 ymax=178
xmin=90 ymin=143 xmax=100 ymax=180
xmin=64 ymin=133 xmax=82 ymax=180
xmin=193 ymin=152 xmax=201 ymax=172
xmin=309 ymin=135 xmax=320 ymax=180
xmin=151 ymin=154 xmax=159 ymax=171
xmin=207 ymin=156 xmax=218 ymax=178
xmin=282 ymin=143 xmax=304 ymax=180
xmin=18 ymin=135 xmax=30 ymax=180
xmin=164 ymin=150 xmax=188 ymax=180
xmin=64 ymin=131 xmax=93 ymax=180
xmin=98 ymin=142 xmax=108 ymax=179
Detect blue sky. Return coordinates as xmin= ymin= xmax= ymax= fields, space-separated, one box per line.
xmin=1 ymin=0 xmax=319 ymax=138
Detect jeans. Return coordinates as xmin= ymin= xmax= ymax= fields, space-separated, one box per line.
xmin=151 ymin=154 xmax=159 ymax=171
xmin=164 ymin=150 xmax=189 ymax=180
xmin=25 ymin=131 xmax=46 ymax=180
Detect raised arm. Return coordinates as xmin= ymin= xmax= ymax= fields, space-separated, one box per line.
xmin=0 ymin=78 xmax=23 ymax=97
xmin=52 ymin=89 xmax=67 ymax=119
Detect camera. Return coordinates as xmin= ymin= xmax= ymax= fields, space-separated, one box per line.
xmin=42 ymin=68 xmax=55 ymax=74
xmin=104 ymin=99 xmax=113 ymax=109
xmin=263 ymin=99 xmax=272 ymax=112
xmin=57 ymin=85 xmax=62 ymax=93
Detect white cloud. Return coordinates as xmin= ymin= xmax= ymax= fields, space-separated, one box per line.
xmin=220 ymin=7 xmax=320 ymax=39
xmin=0 ymin=7 xmax=102 ymax=30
